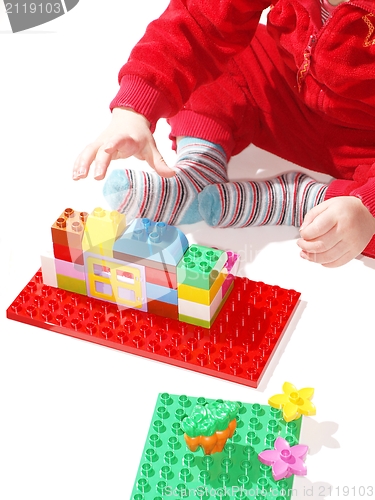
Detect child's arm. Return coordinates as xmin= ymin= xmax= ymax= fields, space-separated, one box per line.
xmin=74 ymin=0 xmax=269 ymax=180
xmin=297 ymin=197 xmax=375 ymax=267
xmin=73 ymin=108 xmax=175 ymax=181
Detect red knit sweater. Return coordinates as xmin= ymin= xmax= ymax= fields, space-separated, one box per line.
xmin=110 ymin=0 xmax=375 ymax=258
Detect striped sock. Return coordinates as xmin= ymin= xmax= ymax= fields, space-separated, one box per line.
xmin=103 ymin=137 xmax=228 ymax=225
xmin=198 ymin=172 xmax=328 ymax=228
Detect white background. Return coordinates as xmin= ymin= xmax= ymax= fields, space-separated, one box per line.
xmin=0 ymin=1 xmax=374 ymax=499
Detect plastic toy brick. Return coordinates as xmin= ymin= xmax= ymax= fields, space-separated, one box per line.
xmin=56 ymin=274 xmax=87 ymax=295
xmin=84 ymin=253 xmax=147 ymax=311
xmin=147 ymin=299 xmax=179 ymax=320
xmin=258 ymin=437 xmax=308 ymax=481
xmin=40 ymin=248 xmax=57 ymax=288
xmin=130 ymin=393 xmax=302 ymax=499
xmin=146 ymin=282 xmax=178 ymax=306
xmin=177 ymin=271 xmax=226 ymax=305
xmin=177 ymin=251 xmax=239 ymax=306
xmin=7 ymin=271 xmax=300 ymax=388
xmin=224 ymin=251 xmax=241 ymax=276
xmin=113 ymin=218 xmax=189 ymax=267
xmin=51 ymin=208 xmax=87 ymax=249
xmin=82 ymin=207 xmax=126 ymax=258
xmin=178 ymin=280 xmax=234 ymax=322
xmin=55 ymin=259 xmax=85 ymax=281
xmin=144 ymin=266 xmax=177 ymax=289
xmin=268 ymin=383 xmax=316 ymax=422
xmin=53 ymin=242 xmax=84 ymax=265
xmin=181 ymin=400 xmax=240 ymax=455
xmin=177 ymin=245 xmax=228 ymax=290
xmin=111 ymin=253 xmax=177 ymax=273
xmin=178 ymin=281 xmax=234 ymax=329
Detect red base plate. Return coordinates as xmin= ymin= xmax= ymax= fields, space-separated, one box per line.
xmin=6 ymin=270 xmax=300 ymax=387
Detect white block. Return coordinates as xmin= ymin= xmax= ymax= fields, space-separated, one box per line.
xmin=40 ymin=248 xmax=57 ymax=287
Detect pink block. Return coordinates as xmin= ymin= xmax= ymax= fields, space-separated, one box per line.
xmin=221 ymin=252 xmax=240 ymax=297
xmin=224 ymin=251 xmax=240 ymax=275
xmin=55 ymin=258 xmax=85 ymax=280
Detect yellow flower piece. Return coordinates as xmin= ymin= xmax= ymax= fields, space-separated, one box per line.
xmin=268 ymin=382 xmax=316 ymax=422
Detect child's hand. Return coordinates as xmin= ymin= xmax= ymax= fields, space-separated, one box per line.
xmin=73 ymin=107 xmax=175 ymax=180
xmin=297 ymin=197 xmax=375 ymax=267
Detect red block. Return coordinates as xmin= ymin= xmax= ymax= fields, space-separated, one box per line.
xmin=145 ymin=266 xmax=177 ymax=289
xmin=147 ymin=299 xmax=179 ymax=320
xmin=53 ymin=243 xmax=84 ymax=265
xmin=6 ymin=270 xmax=301 ymax=388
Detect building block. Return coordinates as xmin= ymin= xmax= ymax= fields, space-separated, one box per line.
xmin=6 ymin=271 xmax=300 ymax=388
xmin=55 ymin=259 xmax=85 ymax=281
xmin=40 ymin=248 xmax=57 ymax=288
xmin=147 ymin=299 xmax=179 ymax=320
xmin=84 ymin=253 xmax=147 ymax=311
xmin=56 ymin=274 xmax=87 ymax=295
xmin=82 ymin=207 xmax=126 ymax=258
xmin=258 ymin=437 xmax=308 ymax=481
xmin=53 ymin=242 xmax=84 ymax=265
xmin=113 ymin=218 xmax=189 ymax=267
xmin=181 ymin=400 xmax=240 ymax=455
xmin=221 ymin=251 xmax=240 ymax=297
xmin=178 ymin=281 xmax=234 ymax=328
xmin=177 ymin=245 xmax=228 ymax=290
xmin=224 ymin=251 xmax=241 ymax=275
xmin=146 ymin=282 xmax=178 ymax=306
xmin=51 ymin=208 xmax=87 ymax=249
xmin=178 ymin=282 xmax=233 ymax=322
xmin=144 ymin=266 xmax=177 ymax=289
xmin=130 ymin=393 xmax=303 ymax=499
xmin=177 ymin=269 xmax=226 ymax=305
xmin=112 ymin=252 xmax=177 ymax=273
xmin=268 ymin=382 xmax=316 ymax=422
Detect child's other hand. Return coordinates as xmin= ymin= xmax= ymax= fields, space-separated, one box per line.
xmin=73 ymin=107 xmax=175 ymax=181
xmin=297 ymin=197 xmax=375 ymax=267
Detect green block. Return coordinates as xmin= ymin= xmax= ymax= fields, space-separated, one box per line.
xmin=56 ymin=274 xmax=87 ymax=295
xmin=131 ymin=393 xmax=302 ymax=500
xmin=178 ymin=314 xmax=211 ymax=329
xmin=177 ymin=245 xmax=227 ymax=290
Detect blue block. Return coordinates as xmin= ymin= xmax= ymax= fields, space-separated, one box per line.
xmin=146 ymin=282 xmax=178 ymax=305
xmin=113 ymin=218 xmax=189 ymax=267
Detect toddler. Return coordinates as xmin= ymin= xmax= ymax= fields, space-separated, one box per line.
xmin=73 ymin=0 xmax=375 ymax=267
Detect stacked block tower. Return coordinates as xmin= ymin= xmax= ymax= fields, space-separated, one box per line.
xmin=41 ymin=207 xmax=240 ymax=327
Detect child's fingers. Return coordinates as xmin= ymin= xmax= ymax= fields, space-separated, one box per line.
xmin=93 ymin=151 xmax=112 ymax=180
xmin=73 ymin=143 xmax=98 ymax=180
xmin=297 ymin=225 xmax=340 ymax=255
xmin=94 ymin=136 xmax=140 ymax=179
xmin=299 ymin=202 xmax=328 ymax=231
xmin=103 ymin=135 xmax=135 ymax=156
xmin=143 ymin=141 xmax=176 ymax=178
xmin=300 ymin=243 xmax=351 ymax=267
xmin=299 ymin=204 xmax=335 ymax=241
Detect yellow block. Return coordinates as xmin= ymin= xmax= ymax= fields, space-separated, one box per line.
xmin=177 ymin=268 xmax=226 ymax=305
xmin=82 ymin=207 xmax=126 ymax=257
xmin=86 ymin=255 xmax=144 ymax=308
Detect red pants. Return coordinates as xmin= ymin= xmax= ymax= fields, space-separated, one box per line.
xmin=169 ymin=24 xmax=375 ymax=183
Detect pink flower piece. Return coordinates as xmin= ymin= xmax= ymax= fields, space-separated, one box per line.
xmin=258 ymin=437 xmax=308 ymax=481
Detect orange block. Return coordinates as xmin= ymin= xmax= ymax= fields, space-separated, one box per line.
xmin=51 ymin=208 xmax=88 ymax=249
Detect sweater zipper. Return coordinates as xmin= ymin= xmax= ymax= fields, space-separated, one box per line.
xmin=297 ymin=34 xmax=316 ymax=92
xmin=296 ymin=1 xmax=374 ymax=92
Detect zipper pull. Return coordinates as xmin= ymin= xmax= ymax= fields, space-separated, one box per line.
xmin=297 ymin=35 xmax=316 ymax=92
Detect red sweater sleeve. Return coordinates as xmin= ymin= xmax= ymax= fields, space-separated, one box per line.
xmin=110 ymin=0 xmax=270 ymax=129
